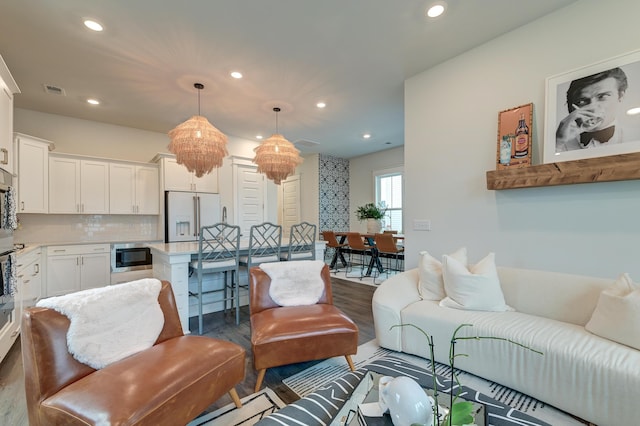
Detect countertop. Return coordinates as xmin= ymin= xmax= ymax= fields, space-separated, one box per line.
xmin=15 ymin=239 xmax=164 ymax=257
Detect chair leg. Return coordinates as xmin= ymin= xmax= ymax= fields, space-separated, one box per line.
xmin=345 ymin=355 xmax=356 ymax=371
xmin=233 ymin=270 xmax=240 ymax=325
xmin=229 ymin=388 xmax=242 ymax=408
xmin=197 ymin=270 xmax=204 ymax=335
xmin=255 ymin=369 xmax=267 ymax=393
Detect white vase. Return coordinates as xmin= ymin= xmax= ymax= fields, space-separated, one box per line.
xmin=366 ymin=218 xmax=382 ymax=233
xmin=380 ymin=376 xmax=433 ymax=426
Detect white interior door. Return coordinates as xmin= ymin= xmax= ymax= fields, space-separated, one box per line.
xmin=233 ymin=161 xmax=265 ymax=236
xmin=281 ymin=175 xmax=300 ymax=238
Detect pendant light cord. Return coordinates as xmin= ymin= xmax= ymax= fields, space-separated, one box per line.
xmin=194 ymin=82 xmax=204 ymax=116
xmin=273 ymin=107 xmax=281 ymax=133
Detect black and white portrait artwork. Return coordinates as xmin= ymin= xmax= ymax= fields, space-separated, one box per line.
xmin=544 ymin=50 xmax=640 ymax=163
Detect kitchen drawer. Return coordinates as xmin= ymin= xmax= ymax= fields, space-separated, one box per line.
xmin=47 ymin=244 xmax=109 ymax=256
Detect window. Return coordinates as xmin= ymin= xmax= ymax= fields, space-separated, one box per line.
xmin=375 ymin=168 xmax=403 ymax=232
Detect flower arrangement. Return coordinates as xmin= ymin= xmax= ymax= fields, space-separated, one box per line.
xmin=392 ymin=323 xmax=543 ymax=426
xmin=356 ymin=202 xmax=387 ymax=221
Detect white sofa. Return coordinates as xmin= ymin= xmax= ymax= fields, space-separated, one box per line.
xmin=373 ymin=267 xmax=640 ymax=426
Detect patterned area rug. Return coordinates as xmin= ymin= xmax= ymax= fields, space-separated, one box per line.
xmin=276 ymin=340 xmax=589 ymax=426
xmin=187 ymin=388 xmax=285 ymax=426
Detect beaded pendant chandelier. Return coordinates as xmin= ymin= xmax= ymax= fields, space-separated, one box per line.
xmin=253 ymin=107 xmax=303 ymax=184
xmin=168 ymin=83 xmax=228 ymax=177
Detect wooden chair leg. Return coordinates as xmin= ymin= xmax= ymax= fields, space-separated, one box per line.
xmin=229 ymin=388 xmax=242 ymax=408
xmin=345 ymin=355 xmax=356 ymax=371
xmin=255 ymin=369 xmax=267 ymax=393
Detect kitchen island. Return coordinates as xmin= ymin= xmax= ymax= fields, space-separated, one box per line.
xmin=147 ymin=240 xmax=326 ymax=333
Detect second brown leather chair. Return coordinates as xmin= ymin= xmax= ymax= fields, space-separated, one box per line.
xmin=249 ymin=264 xmax=359 ymax=392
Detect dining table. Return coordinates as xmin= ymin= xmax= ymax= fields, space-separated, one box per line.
xmin=332 ymin=232 xmax=404 ymax=276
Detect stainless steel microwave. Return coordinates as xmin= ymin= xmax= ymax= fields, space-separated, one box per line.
xmin=111 ymin=243 xmax=152 ymax=273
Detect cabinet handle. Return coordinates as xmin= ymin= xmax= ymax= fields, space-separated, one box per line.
xmin=21 ymin=201 xmax=25 ymax=211
xmin=0 ymin=148 xmax=7 ymax=165
xmin=77 ymin=204 xmax=80 ymax=213
xmin=77 ymin=257 xmax=80 ymax=266
xmin=10 ymin=330 xmax=19 ymax=338
xmin=34 ymin=264 xmax=40 ymax=274
xmin=53 ymin=249 xmax=66 ymax=253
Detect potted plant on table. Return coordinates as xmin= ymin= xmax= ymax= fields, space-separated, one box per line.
xmin=356 ymin=202 xmax=387 ymax=233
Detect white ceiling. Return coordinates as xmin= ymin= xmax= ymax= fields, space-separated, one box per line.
xmin=0 ymin=0 xmax=576 ymax=158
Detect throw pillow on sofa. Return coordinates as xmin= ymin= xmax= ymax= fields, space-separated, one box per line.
xmin=418 ymin=247 xmax=467 ymax=300
xmin=440 ymin=252 xmax=513 ymax=312
xmin=585 ymin=273 xmax=640 ymax=350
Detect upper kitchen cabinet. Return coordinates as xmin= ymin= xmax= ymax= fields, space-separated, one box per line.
xmin=0 ymin=55 xmax=19 ymax=175
xmin=109 ymin=162 xmax=160 ymax=214
xmin=154 ymin=154 xmax=219 ymax=193
xmin=14 ymin=133 xmax=53 ymax=213
xmin=49 ymin=154 xmax=109 ymax=214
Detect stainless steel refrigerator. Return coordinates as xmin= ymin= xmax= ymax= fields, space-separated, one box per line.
xmin=164 ymin=191 xmax=221 ymax=242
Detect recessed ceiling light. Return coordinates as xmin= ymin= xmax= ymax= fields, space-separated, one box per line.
xmin=363 ymin=133 xmax=371 ymax=139
xmin=83 ymin=19 xmax=104 ymax=32
xmin=256 ymin=135 xmax=263 ymax=140
xmin=426 ymin=2 xmax=447 ymax=18
xmin=230 ymin=71 xmax=243 ymax=79
xmin=87 ymin=98 xmax=100 ymax=105
xmin=316 ymin=102 xmax=326 ymax=108
xmin=627 ymin=107 xmax=640 ymax=116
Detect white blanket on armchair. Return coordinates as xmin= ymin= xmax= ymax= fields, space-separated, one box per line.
xmin=262 ymin=260 xmax=325 ymax=306
xmin=37 ymin=278 xmax=164 ymax=369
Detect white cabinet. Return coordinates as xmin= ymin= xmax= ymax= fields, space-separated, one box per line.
xmin=17 ymin=248 xmax=43 ymax=310
xmin=15 ymin=133 xmax=52 ymax=213
xmin=49 ymin=156 xmax=109 ymax=214
xmin=109 ymin=163 xmax=159 ymax=214
xmin=161 ymin=157 xmax=218 ymax=192
xmin=46 ymin=244 xmax=110 ymax=297
xmin=0 ymin=54 xmax=19 ymax=175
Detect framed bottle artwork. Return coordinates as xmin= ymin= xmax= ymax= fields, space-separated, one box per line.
xmin=496 ymin=103 xmax=533 ymax=170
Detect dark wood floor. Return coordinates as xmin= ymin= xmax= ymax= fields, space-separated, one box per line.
xmin=198 ymin=276 xmax=377 ymax=410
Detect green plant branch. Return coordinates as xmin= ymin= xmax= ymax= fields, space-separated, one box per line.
xmin=390 ymin=323 xmax=440 ymax=424
xmin=392 ymin=322 xmax=543 ymax=426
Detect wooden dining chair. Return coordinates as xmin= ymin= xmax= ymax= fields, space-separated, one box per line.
xmin=374 ymin=232 xmax=404 ymax=283
xmin=345 ymin=232 xmax=375 ymax=280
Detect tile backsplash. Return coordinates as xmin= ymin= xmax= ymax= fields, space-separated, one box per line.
xmin=15 ymin=214 xmax=162 ymax=244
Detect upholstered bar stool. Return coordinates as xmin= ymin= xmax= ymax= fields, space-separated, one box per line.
xmin=321 ymin=230 xmax=349 ymax=271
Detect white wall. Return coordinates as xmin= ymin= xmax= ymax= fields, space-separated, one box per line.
xmin=350 ymin=146 xmax=404 ymax=232
xmin=404 ymin=0 xmax=640 ymax=278
xmin=298 ymin=153 xmax=320 ymax=226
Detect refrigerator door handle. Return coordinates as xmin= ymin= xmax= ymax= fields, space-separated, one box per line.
xmin=193 ymin=196 xmax=198 ymax=237
xmin=197 ymin=196 xmax=201 ymax=235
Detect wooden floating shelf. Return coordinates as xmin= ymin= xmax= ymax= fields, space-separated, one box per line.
xmin=486 ymin=151 xmax=640 ymax=190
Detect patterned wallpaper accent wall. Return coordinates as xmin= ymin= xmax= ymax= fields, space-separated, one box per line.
xmin=319 ymin=154 xmax=350 ymax=232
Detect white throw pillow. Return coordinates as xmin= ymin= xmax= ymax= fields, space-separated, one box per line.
xmin=418 ymin=247 xmax=467 ymax=300
xmin=585 ymin=273 xmax=640 ymax=350
xmin=440 ymin=252 xmax=513 ymax=312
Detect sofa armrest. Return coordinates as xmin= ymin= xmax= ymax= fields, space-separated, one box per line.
xmin=372 ymin=269 xmax=421 ymax=351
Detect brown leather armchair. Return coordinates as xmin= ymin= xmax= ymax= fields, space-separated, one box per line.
xmin=249 ymin=264 xmax=358 ymax=392
xmin=21 ymin=280 xmax=246 ymax=426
